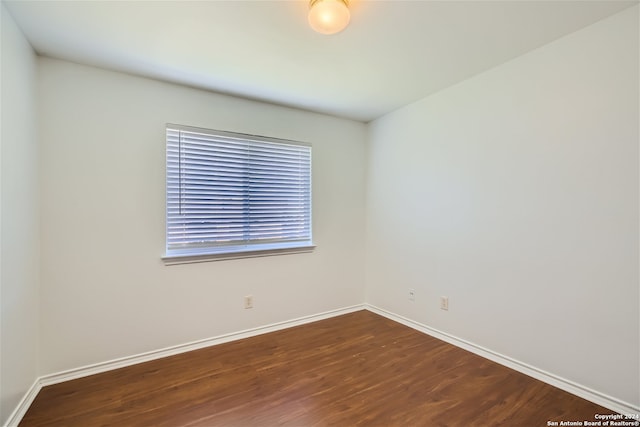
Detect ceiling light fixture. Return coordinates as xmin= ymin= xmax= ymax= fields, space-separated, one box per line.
xmin=308 ymin=0 xmax=350 ymax=35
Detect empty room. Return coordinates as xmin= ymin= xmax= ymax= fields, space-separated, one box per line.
xmin=1 ymin=0 xmax=638 ymax=426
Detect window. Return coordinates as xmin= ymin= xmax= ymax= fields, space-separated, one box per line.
xmin=164 ymin=124 xmax=313 ymax=262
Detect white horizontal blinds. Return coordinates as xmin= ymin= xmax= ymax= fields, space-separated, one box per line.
xmin=166 ymin=125 xmax=312 ymax=254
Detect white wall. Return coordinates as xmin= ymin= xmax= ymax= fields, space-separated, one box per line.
xmin=365 ymin=6 xmax=639 ymax=408
xmin=38 ymin=58 xmax=367 ymax=375
xmin=4 ymin=2 xmax=636 ymax=420
xmin=0 ymin=4 xmax=40 ymax=424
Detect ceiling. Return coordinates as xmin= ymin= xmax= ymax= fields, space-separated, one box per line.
xmin=4 ymin=0 xmax=637 ymax=122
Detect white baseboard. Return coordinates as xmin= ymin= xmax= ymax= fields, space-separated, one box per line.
xmin=3 ymin=379 xmax=41 ymax=427
xmin=365 ymin=304 xmax=640 ymax=416
xmin=3 ymin=304 xmax=365 ymax=427
xmin=5 ymin=303 xmax=637 ymax=427
xmin=39 ymin=304 xmax=366 ymax=387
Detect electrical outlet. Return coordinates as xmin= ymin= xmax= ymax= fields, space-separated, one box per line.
xmin=409 ymin=289 xmax=415 ymax=301
xmin=244 ymin=295 xmax=253 ymax=309
xmin=440 ymin=296 xmax=449 ymax=311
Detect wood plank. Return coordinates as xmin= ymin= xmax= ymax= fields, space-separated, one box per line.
xmin=20 ymin=311 xmax=616 ymax=426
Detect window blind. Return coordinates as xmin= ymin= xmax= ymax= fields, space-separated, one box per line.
xmin=166 ymin=125 xmax=312 ymax=257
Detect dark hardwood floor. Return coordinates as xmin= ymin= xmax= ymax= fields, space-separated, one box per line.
xmin=20 ymin=310 xmax=615 ymax=426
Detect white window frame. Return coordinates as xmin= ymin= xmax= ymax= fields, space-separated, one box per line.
xmin=163 ymin=124 xmax=314 ymax=265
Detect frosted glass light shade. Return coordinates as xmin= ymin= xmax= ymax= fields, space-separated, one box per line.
xmin=308 ymin=0 xmax=350 ymax=35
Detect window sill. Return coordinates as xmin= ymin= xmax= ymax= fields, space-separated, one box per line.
xmin=162 ymin=244 xmax=316 ymax=265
